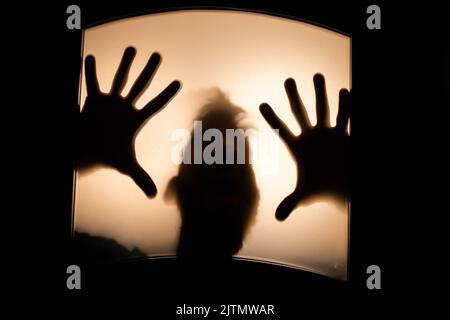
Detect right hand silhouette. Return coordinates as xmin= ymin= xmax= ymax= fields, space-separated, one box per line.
xmin=77 ymin=47 xmax=181 ymax=197
xmin=260 ymin=74 xmax=350 ymax=221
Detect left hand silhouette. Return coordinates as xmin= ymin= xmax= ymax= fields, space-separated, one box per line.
xmin=260 ymin=74 xmax=350 ymax=221
xmin=78 ymin=47 xmax=181 ymax=197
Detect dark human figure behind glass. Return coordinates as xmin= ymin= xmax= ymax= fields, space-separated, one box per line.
xmin=165 ymin=91 xmax=259 ymax=261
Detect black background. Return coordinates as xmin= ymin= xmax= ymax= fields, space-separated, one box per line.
xmin=3 ymin=0 xmax=449 ymax=304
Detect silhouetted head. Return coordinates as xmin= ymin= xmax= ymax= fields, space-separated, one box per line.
xmin=165 ymin=90 xmax=259 ymax=260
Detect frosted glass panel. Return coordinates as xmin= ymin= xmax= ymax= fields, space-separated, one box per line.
xmin=74 ymin=10 xmax=351 ymax=280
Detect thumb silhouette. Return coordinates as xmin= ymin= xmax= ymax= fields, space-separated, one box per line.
xmin=275 ymin=190 xmax=303 ymax=221
xmin=119 ymin=156 xmax=157 ymax=198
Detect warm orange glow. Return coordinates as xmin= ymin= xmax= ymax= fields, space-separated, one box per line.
xmin=74 ymin=10 xmax=351 ymax=280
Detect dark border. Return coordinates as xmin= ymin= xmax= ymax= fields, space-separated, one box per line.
xmin=84 ymin=6 xmax=351 ymax=37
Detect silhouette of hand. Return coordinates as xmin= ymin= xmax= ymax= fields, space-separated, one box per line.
xmin=260 ymin=74 xmax=350 ymax=221
xmin=78 ymin=47 xmax=181 ymax=197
